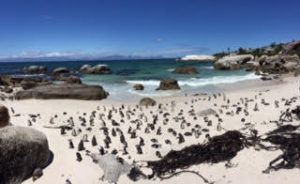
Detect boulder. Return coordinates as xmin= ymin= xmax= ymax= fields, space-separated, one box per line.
xmin=15 ymin=84 xmax=109 ymax=100
xmin=133 ymin=84 xmax=144 ymax=91
xmin=79 ymin=64 xmax=93 ymax=73
xmin=197 ymin=108 xmax=217 ymax=116
xmin=261 ymin=76 xmax=272 ymax=81
xmin=294 ymin=68 xmax=300 ymax=77
xmin=172 ymin=67 xmax=198 ymax=74
xmin=2 ymin=87 xmax=13 ymax=94
xmin=52 ymin=67 xmax=69 ymax=76
xmin=55 ymin=75 xmax=82 ymax=84
xmin=20 ymin=81 xmax=39 ymax=90
xmin=23 ymin=65 xmax=47 ymax=74
xmin=139 ymin=97 xmax=156 ymax=106
xmin=156 ymin=79 xmax=180 ymax=90
xmin=214 ymin=54 xmax=254 ymax=70
xmin=258 ymin=54 xmax=300 ymax=74
xmin=283 ymin=62 xmax=299 ymax=71
xmin=0 ymin=75 xmax=50 ymax=89
xmin=90 ymin=153 xmax=132 ymax=183
xmin=0 ymin=75 xmax=24 ymax=87
xmin=0 ymin=105 xmax=9 ymax=128
xmin=0 ymin=126 xmax=51 ymax=184
xmin=20 ymin=79 xmax=51 ymax=90
xmin=65 ymin=76 xmax=82 ymax=84
xmin=80 ymin=64 xmax=111 ymax=74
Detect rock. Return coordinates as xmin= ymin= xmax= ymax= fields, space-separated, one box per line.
xmin=258 ymin=54 xmax=300 ymax=74
xmin=0 ymin=75 xmax=50 ymax=89
xmin=0 ymin=75 xmax=24 ymax=87
xmin=0 ymin=105 xmax=9 ymax=128
xmin=15 ymin=84 xmax=109 ymax=100
xmin=134 ymin=84 xmax=144 ymax=90
xmin=283 ymin=62 xmax=299 ymax=71
xmin=139 ymin=97 xmax=156 ymax=106
xmin=214 ymin=54 xmax=254 ymax=70
xmin=79 ymin=64 xmax=92 ymax=73
xmin=20 ymin=79 xmax=51 ymax=90
xmin=65 ymin=76 xmax=82 ymax=84
xmin=53 ymin=67 xmax=69 ymax=76
xmin=197 ymin=108 xmax=217 ymax=116
xmin=2 ymin=87 xmax=13 ymax=94
xmin=90 ymin=153 xmax=132 ymax=183
xmin=294 ymin=68 xmax=300 ymax=77
xmin=20 ymin=81 xmax=38 ymax=90
xmin=261 ymin=76 xmax=272 ymax=81
xmin=172 ymin=67 xmax=198 ymax=74
xmin=181 ymin=55 xmax=216 ymax=62
xmin=23 ymin=65 xmax=47 ymax=74
xmin=56 ymin=75 xmax=82 ymax=84
xmin=156 ymin=79 xmax=180 ymax=90
xmin=0 ymin=126 xmax=51 ymax=184
xmin=80 ymin=64 xmax=111 ymax=74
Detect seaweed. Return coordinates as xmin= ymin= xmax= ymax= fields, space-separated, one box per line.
xmin=146 ymin=131 xmax=246 ymax=181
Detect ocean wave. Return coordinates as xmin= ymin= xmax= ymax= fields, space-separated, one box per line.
xmin=202 ymin=66 xmax=214 ymax=69
xmin=126 ymin=73 xmax=260 ymax=87
xmin=167 ymin=68 xmax=174 ymax=72
xmin=126 ymin=80 xmax=160 ymax=86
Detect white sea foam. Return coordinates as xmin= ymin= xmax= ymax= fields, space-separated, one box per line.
xmin=202 ymin=66 xmax=214 ymax=69
xmin=126 ymin=73 xmax=260 ymax=87
xmin=126 ymin=80 xmax=160 ymax=86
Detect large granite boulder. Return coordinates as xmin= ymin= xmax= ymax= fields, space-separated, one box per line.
xmin=156 ymin=79 xmax=180 ymax=90
xmin=2 ymin=87 xmax=13 ymax=94
xmin=258 ymin=54 xmax=300 ymax=74
xmin=0 ymin=126 xmax=51 ymax=184
xmin=133 ymin=84 xmax=144 ymax=91
xmin=20 ymin=79 xmax=51 ymax=90
xmin=214 ymin=54 xmax=254 ymax=70
xmin=15 ymin=84 xmax=109 ymax=100
xmin=55 ymin=75 xmax=82 ymax=84
xmin=0 ymin=105 xmax=9 ymax=128
xmin=0 ymin=75 xmax=51 ymax=90
xmin=65 ymin=76 xmax=82 ymax=84
xmin=197 ymin=108 xmax=217 ymax=116
xmin=23 ymin=65 xmax=47 ymax=74
xmin=0 ymin=75 xmax=24 ymax=87
xmin=139 ymin=97 xmax=156 ymax=106
xmin=172 ymin=67 xmax=198 ymax=74
xmin=52 ymin=67 xmax=69 ymax=76
xmin=80 ymin=64 xmax=111 ymax=74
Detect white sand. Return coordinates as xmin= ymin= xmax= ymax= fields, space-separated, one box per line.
xmin=2 ymin=75 xmax=300 ymax=184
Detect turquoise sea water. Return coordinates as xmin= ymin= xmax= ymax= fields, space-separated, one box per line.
xmin=0 ymin=59 xmax=260 ymax=101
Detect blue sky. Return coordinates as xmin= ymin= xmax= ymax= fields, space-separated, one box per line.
xmin=0 ymin=0 xmax=299 ymax=60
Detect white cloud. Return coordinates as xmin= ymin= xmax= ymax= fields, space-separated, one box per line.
xmin=0 ymin=46 xmax=211 ymax=61
xmin=7 ymin=51 xmax=75 ymax=59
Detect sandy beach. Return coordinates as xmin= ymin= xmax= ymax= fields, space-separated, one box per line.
xmin=1 ymin=75 xmax=299 ymax=184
